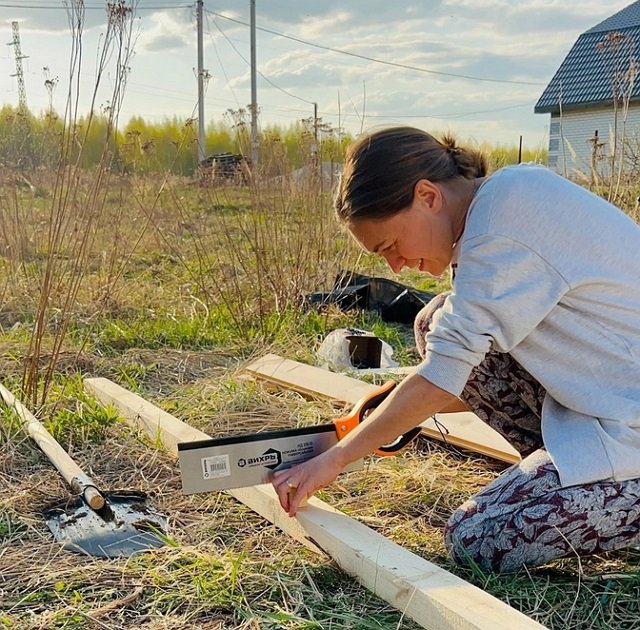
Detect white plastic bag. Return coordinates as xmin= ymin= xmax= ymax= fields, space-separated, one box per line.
xmin=317 ymin=328 xmax=398 ymax=372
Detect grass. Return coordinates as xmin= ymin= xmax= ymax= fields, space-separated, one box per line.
xmin=1 ymin=159 xmax=640 ymax=628
xmin=0 ymin=506 xmax=27 ymax=544
xmin=2 ymin=326 xmax=639 ymax=628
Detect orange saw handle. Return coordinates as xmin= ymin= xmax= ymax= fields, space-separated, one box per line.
xmin=333 ymin=380 xmax=421 ymax=456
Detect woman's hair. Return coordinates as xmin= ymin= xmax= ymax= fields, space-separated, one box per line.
xmin=335 ymin=126 xmax=487 ymax=223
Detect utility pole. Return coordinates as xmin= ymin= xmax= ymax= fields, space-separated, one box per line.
xmin=588 ymin=129 xmax=605 ymax=189
xmin=312 ymin=101 xmax=319 ymax=178
xmin=313 ymin=102 xmax=319 ymax=150
xmin=517 ymin=135 xmax=522 ymax=163
xmin=249 ymin=0 xmax=259 ymax=170
xmin=196 ymin=0 xmax=206 ymax=163
xmin=7 ymin=21 xmax=28 ymax=112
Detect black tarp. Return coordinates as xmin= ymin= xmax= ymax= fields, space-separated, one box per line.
xmin=307 ymin=271 xmax=437 ymax=325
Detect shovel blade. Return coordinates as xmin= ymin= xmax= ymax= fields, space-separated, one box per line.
xmin=44 ymin=490 xmax=168 ymax=558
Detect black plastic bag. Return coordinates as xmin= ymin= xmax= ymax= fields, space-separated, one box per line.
xmin=307 ymin=270 xmax=436 ymax=325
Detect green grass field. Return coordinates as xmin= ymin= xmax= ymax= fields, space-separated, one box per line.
xmin=1 ymin=168 xmax=639 ymax=630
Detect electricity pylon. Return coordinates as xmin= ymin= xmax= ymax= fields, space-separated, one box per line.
xmin=7 ymin=21 xmax=28 ymax=111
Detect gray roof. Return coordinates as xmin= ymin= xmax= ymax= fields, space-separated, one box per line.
xmin=587 ymin=0 xmax=640 ymax=33
xmin=535 ymin=1 xmax=640 ymax=114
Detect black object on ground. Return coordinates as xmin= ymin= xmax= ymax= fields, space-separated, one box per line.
xmin=345 ymin=331 xmax=383 ymax=368
xmin=307 ymin=271 xmax=436 ymax=325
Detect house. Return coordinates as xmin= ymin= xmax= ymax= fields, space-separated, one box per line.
xmin=535 ymin=1 xmax=640 ymax=181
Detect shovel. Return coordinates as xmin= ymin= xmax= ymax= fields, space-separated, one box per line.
xmin=0 ymin=382 xmax=168 ymax=558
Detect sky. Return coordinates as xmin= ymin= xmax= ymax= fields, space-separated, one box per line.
xmin=0 ymin=0 xmax=634 ymax=150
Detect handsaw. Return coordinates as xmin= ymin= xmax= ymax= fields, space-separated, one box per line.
xmin=178 ymin=380 xmax=421 ymax=495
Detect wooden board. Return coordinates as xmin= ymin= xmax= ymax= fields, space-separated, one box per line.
xmin=245 ymin=354 xmax=520 ymax=465
xmin=84 ymin=377 xmax=545 ymax=630
xmin=246 ymin=353 xmax=376 ymax=402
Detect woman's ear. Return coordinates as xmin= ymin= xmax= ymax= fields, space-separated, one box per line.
xmin=413 ymin=179 xmax=442 ymax=213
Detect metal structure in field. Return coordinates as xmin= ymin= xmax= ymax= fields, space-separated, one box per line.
xmin=7 ymin=21 xmax=28 ymax=112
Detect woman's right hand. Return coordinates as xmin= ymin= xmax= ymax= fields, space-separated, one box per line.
xmin=271 ymin=373 xmax=455 ymax=516
xmin=271 ymin=447 xmax=347 ymax=516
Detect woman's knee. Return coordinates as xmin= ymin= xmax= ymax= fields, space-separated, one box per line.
xmin=444 ymin=503 xmax=511 ymax=573
xmin=444 ymin=498 xmax=563 ymax=574
xmin=444 ymin=504 xmax=489 ymax=569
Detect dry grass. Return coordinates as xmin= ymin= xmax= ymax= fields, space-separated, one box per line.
xmin=0 ymin=347 xmax=427 ymax=629
xmin=2 ymin=342 xmax=640 ymax=628
xmin=1 ymin=165 xmax=640 ymax=627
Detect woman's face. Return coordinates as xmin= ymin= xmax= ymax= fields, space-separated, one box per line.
xmin=348 ymin=180 xmax=456 ymax=277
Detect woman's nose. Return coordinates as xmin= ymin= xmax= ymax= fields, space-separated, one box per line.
xmin=384 ymin=252 xmax=405 ymax=273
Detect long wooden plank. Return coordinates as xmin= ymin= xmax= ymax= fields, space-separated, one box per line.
xmin=84 ymin=377 xmax=545 ymax=630
xmin=245 ymin=354 xmax=520 ymax=465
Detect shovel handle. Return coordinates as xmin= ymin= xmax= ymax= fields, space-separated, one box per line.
xmin=0 ymin=383 xmax=105 ymax=510
xmin=84 ymin=486 xmax=106 ymax=510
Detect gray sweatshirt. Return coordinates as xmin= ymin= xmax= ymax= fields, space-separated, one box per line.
xmin=417 ymin=164 xmax=640 ymax=487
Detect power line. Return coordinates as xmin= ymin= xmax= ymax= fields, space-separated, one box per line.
xmin=208 ymin=13 xmax=315 ymax=106
xmin=1 ymin=2 xmax=545 ymax=87
xmin=364 ymin=102 xmax=535 ymax=121
xmin=258 ymin=101 xmax=536 ymax=123
xmin=1 ymin=0 xmax=182 ymax=3
xmin=3 ymin=2 xmax=542 ymax=132
xmin=0 ymin=3 xmax=191 ymax=9
xmin=16 ymin=64 xmax=536 ymax=124
xmin=204 ymin=11 xmax=241 ymax=110
xmin=199 ymin=10 xmax=540 ymax=136
xmin=201 ymin=14 xmax=537 ymax=123
xmin=204 ymin=9 xmax=546 ymax=87
xmin=207 ymin=11 xmax=315 ymax=105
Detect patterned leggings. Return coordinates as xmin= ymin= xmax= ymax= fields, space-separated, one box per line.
xmin=415 ymin=292 xmax=640 ymax=573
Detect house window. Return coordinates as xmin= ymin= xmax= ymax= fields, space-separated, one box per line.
xmin=549 ymin=139 xmax=559 ymax=151
xmin=548 ymin=155 xmax=558 ymax=167
xmin=550 ymin=122 xmax=560 ymax=136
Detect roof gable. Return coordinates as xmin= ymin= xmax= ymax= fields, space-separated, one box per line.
xmin=535 ymin=2 xmax=640 ymax=114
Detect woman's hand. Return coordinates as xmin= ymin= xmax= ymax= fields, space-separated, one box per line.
xmin=271 ymin=374 xmax=455 ymax=516
xmin=271 ymin=447 xmax=346 ymax=516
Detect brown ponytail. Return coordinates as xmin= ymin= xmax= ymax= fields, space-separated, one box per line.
xmin=439 ymin=133 xmax=486 ymax=180
xmin=335 ymin=127 xmax=487 ymax=223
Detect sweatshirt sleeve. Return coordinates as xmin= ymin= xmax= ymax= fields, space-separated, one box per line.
xmin=416 ymin=233 xmax=571 ymax=396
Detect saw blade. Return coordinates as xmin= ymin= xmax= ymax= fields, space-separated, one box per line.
xmin=178 ymin=424 xmax=362 ymax=494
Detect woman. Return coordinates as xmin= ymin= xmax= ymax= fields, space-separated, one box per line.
xmin=272 ymin=126 xmax=640 ymax=573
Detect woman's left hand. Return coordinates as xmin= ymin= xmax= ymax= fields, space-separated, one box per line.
xmin=271 ymin=447 xmax=346 ymax=516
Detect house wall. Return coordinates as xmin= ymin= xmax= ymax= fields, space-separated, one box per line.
xmin=546 ymin=104 xmax=640 ymax=181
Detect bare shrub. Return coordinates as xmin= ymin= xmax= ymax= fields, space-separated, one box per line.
xmin=0 ymin=1 xmax=141 ymax=406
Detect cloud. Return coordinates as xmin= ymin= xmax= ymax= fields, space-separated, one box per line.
xmin=2 ymin=6 xmax=108 ymax=33
xmin=248 ymin=1 xmax=436 ymax=28
xmin=205 ymin=0 xmax=633 ymax=111
xmin=143 ymin=33 xmax=188 ymax=52
xmin=2 ymin=0 xmax=634 ymax=146
xmin=2 ymin=4 xmax=192 ymax=37
xmin=204 ymin=0 xmax=633 ymax=124
xmin=138 ymin=10 xmax=193 ymax=53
